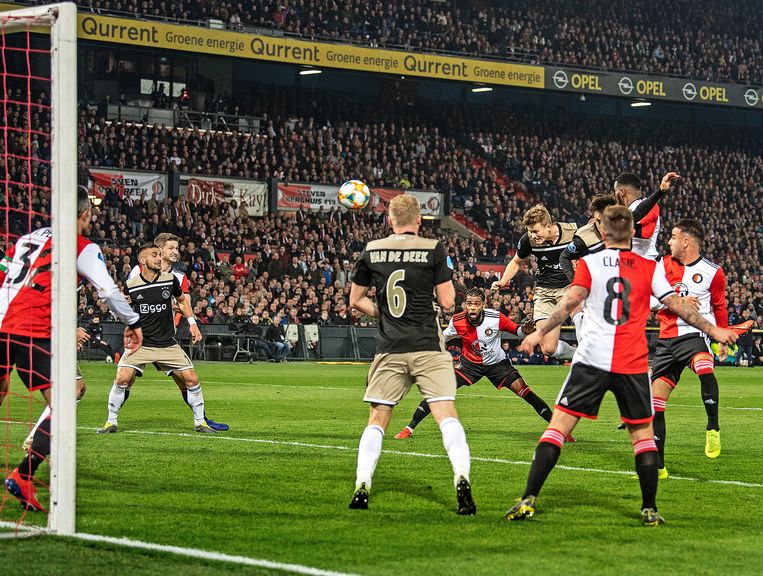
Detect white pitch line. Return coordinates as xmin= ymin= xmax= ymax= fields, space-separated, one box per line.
xmin=199 ymin=380 xmax=763 ymax=411
xmin=72 ymin=533 xmax=360 ymax=576
xmin=79 ymin=427 xmax=763 ymax=489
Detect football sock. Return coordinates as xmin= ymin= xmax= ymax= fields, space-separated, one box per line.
xmin=439 ymin=417 xmax=471 ymax=485
xmin=356 ymin=424 xmax=384 ymax=490
xmin=513 ymin=383 xmax=552 ymax=422
xmin=407 ymin=400 xmax=431 ymax=430
xmin=29 ymin=405 xmax=51 ymax=439
xmin=634 ymin=445 xmax=659 ymax=510
xmin=523 ymin=432 xmax=563 ymax=498
xmin=572 ymin=311 xmax=584 ymax=344
xmin=652 ymin=399 xmax=667 ymax=469
xmin=551 ymin=340 xmax=576 ymax=361
xmin=699 ymin=373 xmax=720 ymax=430
xmin=185 ymin=384 xmax=206 ymax=425
xmin=107 ymin=382 xmax=129 ymax=424
xmin=18 ymin=415 xmax=50 ymax=480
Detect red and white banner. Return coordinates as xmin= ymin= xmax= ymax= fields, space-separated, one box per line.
xmin=181 ymin=176 xmax=268 ymax=216
xmin=88 ymin=170 xmax=167 ymax=201
xmin=277 ymin=183 xmax=444 ymax=216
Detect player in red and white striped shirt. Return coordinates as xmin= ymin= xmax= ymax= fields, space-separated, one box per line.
xmin=1 ymin=188 xmax=143 ymax=511
xmin=504 ymin=206 xmax=737 ymax=525
xmin=393 ymin=288 xmax=560 ymax=439
xmin=650 ymin=219 xmax=729 ymax=474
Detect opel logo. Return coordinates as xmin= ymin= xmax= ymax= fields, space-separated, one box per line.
xmin=744 ymin=88 xmax=759 ymax=107
xmin=553 ymin=70 xmax=569 ymax=89
xmin=682 ymin=83 xmax=698 ymax=100
xmin=618 ymin=76 xmax=634 ymax=95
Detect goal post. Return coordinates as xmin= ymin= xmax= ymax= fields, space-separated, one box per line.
xmin=0 ymin=2 xmax=78 ymax=534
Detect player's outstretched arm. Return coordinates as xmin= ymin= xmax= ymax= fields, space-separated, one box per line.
xmin=175 ymin=292 xmax=202 ymax=343
xmin=662 ymin=294 xmax=738 ymax=345
xmin=491 ymin=254 xmax=523 ymax=291
xmin=519 ymin=285 xmax=588 ymax=354
xmin=631 ymin=172 xmax=680 ymax=222
xmin=349 ymin=283 xmax=379 ymax=318
xmin=77 ymin=243 xmax=140 ymax=329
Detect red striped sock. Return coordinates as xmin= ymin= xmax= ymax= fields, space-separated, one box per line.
xmin=633 ymin=438 xmax=658 ymax=455
xmin=539 ymin=427 xmax=566 ymax=448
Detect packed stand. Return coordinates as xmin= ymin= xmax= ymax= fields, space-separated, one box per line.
xmin=64 ymin=0 xmax=763 ymax=84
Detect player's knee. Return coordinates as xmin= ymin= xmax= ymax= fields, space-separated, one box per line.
xmin=691 ymin=354 xmax=715 ymax=376
xmin=510 ymin=380 xmax=531 ymax=398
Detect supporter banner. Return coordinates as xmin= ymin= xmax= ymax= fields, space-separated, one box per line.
xmin=180 ymin=175 xmax=267 ymax=216
xmin=276 ymin=183 xmax=445 ymax=216
xmin=88 ymin=169 xmax=167 ymax=201
xmin=544 ymin=66 xmax=763 ymax=109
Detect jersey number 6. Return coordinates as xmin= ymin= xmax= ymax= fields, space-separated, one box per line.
xmin=386 ymin=269 xmax=407 ymax=318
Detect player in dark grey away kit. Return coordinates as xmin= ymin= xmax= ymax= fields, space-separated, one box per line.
xmin=348 ymin=194 xmax=475 ymax=515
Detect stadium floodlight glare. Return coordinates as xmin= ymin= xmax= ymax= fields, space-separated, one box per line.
xmin=299 ymin=69 xmax=322 ymax=75
xmin=631 ymin=100 xmax=652 ymax=107
xmin=472 ymin=86 xmax=493 ymax=93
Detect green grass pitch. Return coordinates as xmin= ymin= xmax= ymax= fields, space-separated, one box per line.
xmin=2 ymin=362 xmax=762 ymax=575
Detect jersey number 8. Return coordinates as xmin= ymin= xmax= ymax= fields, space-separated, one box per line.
xmin=603 ymin=276 xmax=631 ymax=326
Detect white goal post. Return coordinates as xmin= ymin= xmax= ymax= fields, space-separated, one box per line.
xmin=0 ymin=2 xmax=78 ymax=534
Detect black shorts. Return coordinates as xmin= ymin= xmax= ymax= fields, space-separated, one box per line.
xmin=651 ymin=334 xmax=712 ymax=387
xmin=453 ymin=356 xmax=522 ymax=390
xmin=0 ymin=332 xmax=52 ymax=391
xmin=555 ymin=363 xmax=653 ymax=424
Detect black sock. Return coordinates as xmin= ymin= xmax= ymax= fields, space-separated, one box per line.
xmin=123 ymin=387 xmax=131 ymax=404
xmin=635 ymin=450 xmax=659 ymax=510
xmin=407 ymin=400 xmax=431 ymax=430
xmin=523 ymin=442 xmax=561 ymax=498
xmin=699 ymin=373 xmax=719 ymax=430
xmin=523 ymin=391 xmax=553 ymax=422
xmin=653 ymin=411 xmax=666 ymax=469
xmin=18 ymin=416 xmax=51 ymax=480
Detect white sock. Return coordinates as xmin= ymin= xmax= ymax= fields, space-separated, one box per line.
xmin=186 ymin=384 xmax=206 ymax=425
xmin=356 ymin=424 xmax=384 ymax=490
xmin=572 ymin=311 xmax=584 ymax=344
xmin=439 ymin=417 xmax=471 ymax=486
xmin=551 ymin=340 xmax=576 ymax=361
xmin=107 ymin=382 xmax=128 ymax=424
xmin=26 ymin=405 xmax=51 ymax=444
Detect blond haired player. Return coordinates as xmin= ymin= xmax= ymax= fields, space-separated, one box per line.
xmin=348 ymin=194 xmax=475 ymax=515
xmin=492 ymin=204 xmax=577 ymax=361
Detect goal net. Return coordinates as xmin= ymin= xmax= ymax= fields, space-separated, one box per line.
xmin=0 ymin=2 xmax=77 ymax=535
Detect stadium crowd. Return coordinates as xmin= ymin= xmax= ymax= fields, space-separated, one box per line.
xmin=2 ymin=84 xmax=761 ymax=362
xmin=67 ymin=0 xmax=763 ymax=84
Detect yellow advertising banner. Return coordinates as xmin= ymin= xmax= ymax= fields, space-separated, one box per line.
xmin=18 ymin=7 xmax=541 ymax=89
xmin=73 ymin=13 xmax=543 ymax=88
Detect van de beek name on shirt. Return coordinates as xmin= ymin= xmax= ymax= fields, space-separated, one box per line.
xmin=370 ymin=250 xmax=429 ymax=264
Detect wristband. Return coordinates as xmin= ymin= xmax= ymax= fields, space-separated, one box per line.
xmin=187 ymin=317 xmax=197 ymax=326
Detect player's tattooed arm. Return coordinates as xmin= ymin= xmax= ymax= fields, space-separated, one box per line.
xmin=662 ymin=294 xmax=738 ymax=345
xmin=538 ymin=285 xmax=589 ymax=336
xmin=349 ymin=283 xmax=379 ymax=319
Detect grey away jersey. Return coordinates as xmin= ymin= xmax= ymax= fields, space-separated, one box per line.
xmin=516 ymin=222 xmax=578 ymax=289
xmin=352 ymin=233 xmax=452 ymax=354
xmin=125 ymin=271 xmax=183 ymax=347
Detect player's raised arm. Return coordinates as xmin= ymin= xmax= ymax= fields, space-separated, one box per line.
xmin=173 ymin=278 xmax=202 ymax=344
xmin=631 ymin=172 xmax=680 ymax=223
xmin=492 ymin=253 xmax=523 ymax=292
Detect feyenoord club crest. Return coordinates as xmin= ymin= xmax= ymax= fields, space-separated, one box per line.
xmin=162 ymin=289 xmax=171 ymax=299
xmin=692 ymin=273 xmax=703 ymax=283
xmin=484 ymin=328 xmax=493 ymax=336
